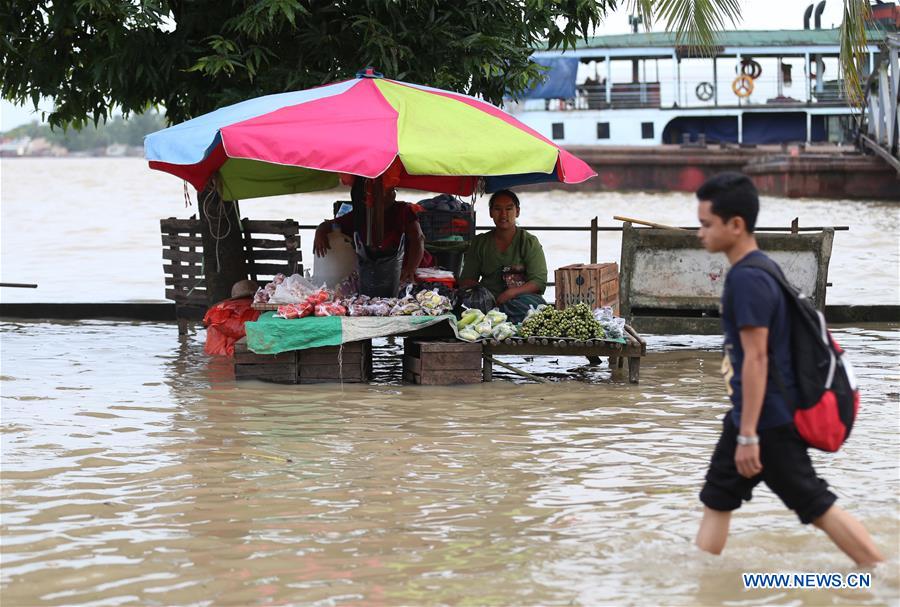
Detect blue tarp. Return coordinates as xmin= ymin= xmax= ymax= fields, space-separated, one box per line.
xmin=520 ymin=58 xmax=579 ymax=100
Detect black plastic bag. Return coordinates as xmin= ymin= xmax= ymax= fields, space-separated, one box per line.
xmin=458 ymin=285 xmax=496 ymax=314
xmin=355 ymin=233 xmax=405 ymax=298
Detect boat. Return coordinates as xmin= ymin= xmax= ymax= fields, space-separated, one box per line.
xmin=506 ymin=2 xmax=898 ymax=147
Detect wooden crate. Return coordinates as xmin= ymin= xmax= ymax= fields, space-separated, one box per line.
xmin=233 ymin=338 xmax=371 ymax=384
xmin=554 ymin=263 xmax=619 ymax=315
xmin=403 ymin=339 xmax=483 ymax=385
xmin=297 ymin=340 xmax=372 ymax=384
xmin=234 ymin=337 xmax=299 ymax=383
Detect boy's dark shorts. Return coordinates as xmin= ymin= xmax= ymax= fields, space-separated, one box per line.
xmin=700 ymin=416 xmax=837 ymax=524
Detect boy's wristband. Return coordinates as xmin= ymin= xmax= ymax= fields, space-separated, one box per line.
xmin=737 ymin=434 xmax=760 ymax=446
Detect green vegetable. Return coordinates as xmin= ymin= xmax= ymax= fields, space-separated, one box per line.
xmin=457 ymin=308 xmax=484 ymax=329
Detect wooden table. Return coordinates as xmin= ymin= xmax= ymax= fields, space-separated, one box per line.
xmin=481 ymin=325 xmax=647 ymax=384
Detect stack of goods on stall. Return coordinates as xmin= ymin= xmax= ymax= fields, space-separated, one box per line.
xmin=253 ymin=274 xmax=454 ymax=319
xmin=415 ymin=194 xmax=475 ymax=279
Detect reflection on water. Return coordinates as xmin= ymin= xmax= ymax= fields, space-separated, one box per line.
xmin=1 ymin=320 xmax=897 ymax=606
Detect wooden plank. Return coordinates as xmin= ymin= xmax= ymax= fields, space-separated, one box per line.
xmin=234 ymin=350 xmax=298 ymax=365
xmin=404 ymin=351 xmax=482 ymax=372
xmin=161 ymin=218 xmax=202 ymax=231
xmin=163 ymin=249 xmax=204 ymax=263
xmin=165 ymin=276 xmax=206 ymax=287
xmin=404 ymin=368 xmax=482 ymax=385
xmin=403 ymin=355 xmax=423 ymax=375
xmin=242 ymin=220 xmax=300 ymax=236
xmin=234 ymin=363 xmax=298 ymax=383
xmin=161 ymin=234 xmax=204 ymax=248
xmin=245 ymin=250 xmax=298 ymax=261
xmin=299 ymin=366 xmax=365 ymax=381
xmin=163 ymin=264 xmax=203 ymax=277
xmin=404 ymin=339 xmax=482 ymax=358
xmin=298 ymin=342 xmax=366 ymax=360
xmin=246 ymin=237 xmax=300 ymax=250
xmin=485 ymin=342 xmax=641 ymax=357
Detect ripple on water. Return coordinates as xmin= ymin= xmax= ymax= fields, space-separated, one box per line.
xmin=0 ymin=320 xmax=897 ymax=606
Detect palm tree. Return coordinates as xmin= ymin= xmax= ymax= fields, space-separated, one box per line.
xmin=634 ymin=0 xmax=873 ymax=104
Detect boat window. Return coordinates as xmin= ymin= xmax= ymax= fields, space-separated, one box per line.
xmin=597 ymin=122 xmax=610 ymax=139
xmin=641 ymin=122 xmax=654 ymax=139
xmin=552 ymin=123 xmax=565 ymax=140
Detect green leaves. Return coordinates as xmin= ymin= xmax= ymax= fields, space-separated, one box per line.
xmin=840 ymin=0 xmax=871 ymax=106
xmin=629 ymin=0 xmax=741 ymax=50
xmin=0 ymin=0 xmax=875 ymax=130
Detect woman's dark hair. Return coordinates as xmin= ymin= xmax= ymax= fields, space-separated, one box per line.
xmin=489 ymin=189 xmax=520 ymax=210
xmin=696 ymin=172 xmax=759 ymax=232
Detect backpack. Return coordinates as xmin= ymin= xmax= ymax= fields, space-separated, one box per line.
xmin=738 ymin=256 xmax=859 ymax=452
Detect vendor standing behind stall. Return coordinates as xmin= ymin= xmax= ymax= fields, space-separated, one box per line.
xmin=312 ymin=183 xmax=430 ymax=284
xmin=459 ymin=190 xmax=547 ymax=323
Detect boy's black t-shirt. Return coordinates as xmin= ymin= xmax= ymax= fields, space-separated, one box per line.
xmin=721 ymin=250 xmax=797 ymax=430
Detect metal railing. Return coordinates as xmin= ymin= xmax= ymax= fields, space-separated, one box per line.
xmin=296 ymin=218 xmax=848 ymax=286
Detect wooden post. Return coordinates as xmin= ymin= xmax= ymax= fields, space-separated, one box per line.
xmin=198 ymin=183 xmax=248 ymax=304
xmin=590 ymin=216 xmax=598 ymax=263
xmin=372 ymin=177 xmax=385 ymax=248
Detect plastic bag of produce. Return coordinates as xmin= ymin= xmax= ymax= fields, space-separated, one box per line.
xmin=458 ymin=326 xmax=480 ymax=342
xmin=593 ymin=306 xmax=615 ymax=323
xmin=457 ymin=307 xmax=484 ymax=329
xmin=485 ymin=309 xmax=507 ymax=326
xmin=491 ymin=321 xmax=516 ymax=341
xmin=474 ymin=320 xmax=494 ymax=338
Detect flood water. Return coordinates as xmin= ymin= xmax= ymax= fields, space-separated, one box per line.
xmin=1 ymin=158 xmax=899 ymax=606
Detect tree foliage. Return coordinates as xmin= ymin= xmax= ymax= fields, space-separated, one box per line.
xmin=1 ymin=0 xmax=614 ymax=128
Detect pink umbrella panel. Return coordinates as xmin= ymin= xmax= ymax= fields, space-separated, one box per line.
xmin=145 ymin=74 xmax=596 ymax=200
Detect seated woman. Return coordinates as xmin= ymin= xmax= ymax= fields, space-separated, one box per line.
xmin=458 ymin=189 xmax=547 ymax=323
xmin=312 ymin=181 xmax=430 ymax=284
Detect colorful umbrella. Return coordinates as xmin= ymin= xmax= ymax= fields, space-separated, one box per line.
xmin=144 ymin=70 xmax=595 ymax=200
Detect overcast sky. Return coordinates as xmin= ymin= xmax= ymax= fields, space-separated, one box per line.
xmin=0 ymin=0 xmax=854 ymax=130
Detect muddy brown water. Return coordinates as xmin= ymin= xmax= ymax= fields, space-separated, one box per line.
xmin=1 ymin=320 xmax=897 ymax=606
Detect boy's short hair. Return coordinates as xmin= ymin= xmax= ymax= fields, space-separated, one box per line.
xmin=489 ymin=189 xmax=520 ymax=210
xmin=696 ymin=172 xmax=759 ymax=232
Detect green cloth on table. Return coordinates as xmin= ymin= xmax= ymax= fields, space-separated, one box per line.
xmin=245 ymin=312 xmax=459 ymax=355
xmin=458 ymin=228 xmax=547 ymax=298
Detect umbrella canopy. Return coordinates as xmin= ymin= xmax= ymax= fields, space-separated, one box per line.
xmin=144 ymin=71 xmax=595 ymax=199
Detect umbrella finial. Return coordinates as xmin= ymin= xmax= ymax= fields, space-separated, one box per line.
xmin=357 ymin=66 xmax=383 ymax=79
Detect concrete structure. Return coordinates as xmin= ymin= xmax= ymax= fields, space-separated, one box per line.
xmin=618 ymin=223 xmax=834 ymax=334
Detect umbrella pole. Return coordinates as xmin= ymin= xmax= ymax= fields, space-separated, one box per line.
xmin=372 ymin=176 xmax=385 ymax=248
xmin=363 ymin=176 xmax=385 ymax=248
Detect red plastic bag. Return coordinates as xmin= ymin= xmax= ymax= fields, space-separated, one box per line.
xmin=276 ymin=302 xmax=313 ymax=319
xmin=315 ymin=302 xmax=347 ymax=317
xmin=203 ymin=298 xmax=261 ymax=357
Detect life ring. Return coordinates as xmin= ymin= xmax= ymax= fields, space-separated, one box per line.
xmin=740 ymin=58 xmax=762 ymax=80
xmin=695 ymin=81 xmax=715 ymax=101
xmin=732 ymin=75 xmax=754 ymax=98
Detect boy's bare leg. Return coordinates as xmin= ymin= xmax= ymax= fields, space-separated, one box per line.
xmin=696 ymin=507 xmax=732 ymax=555
xmin=812 ymin=505 xmax=884 ymax=566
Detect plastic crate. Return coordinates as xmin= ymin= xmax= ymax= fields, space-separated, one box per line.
xmin=417 ymin=208 xmax=476 ymax=242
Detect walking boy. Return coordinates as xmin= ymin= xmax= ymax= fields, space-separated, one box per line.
xmin=693 ymin=172 xmax=883 ymax=566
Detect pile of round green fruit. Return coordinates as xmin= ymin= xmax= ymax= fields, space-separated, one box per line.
xmin=518 ymin=303 xmax=605 ymax=340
